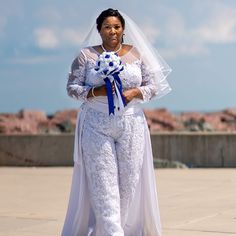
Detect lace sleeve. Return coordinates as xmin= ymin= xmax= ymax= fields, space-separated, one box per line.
xmin=66 ymin=50 xmax=91 ymax=102
xmin=137 ymin=62 xmax=158 ymax=102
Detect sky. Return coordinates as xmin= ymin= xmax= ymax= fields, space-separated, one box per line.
xmin=0 ymin=0 xmax=236 ymax=114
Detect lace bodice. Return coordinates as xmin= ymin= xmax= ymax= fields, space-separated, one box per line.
xmin=67 ymin=46 xmax=157 ymax=104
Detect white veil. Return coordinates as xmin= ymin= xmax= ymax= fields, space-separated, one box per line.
xmin=81 ymin=10 xmax=172 ymax=100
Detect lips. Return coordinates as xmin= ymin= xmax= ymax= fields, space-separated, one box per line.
xmin=110 ymin=37 xmax=118 ymax=40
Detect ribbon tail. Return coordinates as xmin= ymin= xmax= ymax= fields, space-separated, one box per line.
xmin=104 ymin=78 xmax=115 ymax=115
xmin=113 ymin=83 xmax=124 ymax=111
xmin=113 ymin=73 xmax=127 ymax=107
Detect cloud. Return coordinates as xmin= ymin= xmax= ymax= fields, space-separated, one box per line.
xmin=159 ymin=8 xmax=209 ymax=58
xmin=194 ymin=3 xmax=236 ymax=44
xmin=160 ymin=44 xmax=208 ymax=59
xmin=62 ymin=29 xmax=85 ymax=45
xmin=36 ymin=7 xmax=62 ymax=23
xmin=34 ymin=27 xmax=85 ymax=49
xmin=158 ymin=1 xmax=236 ymax=59
xmin=141 ymin=24 xmax=161 ymax=44
xmin=32 ymin=3 xmax=91 ymax=50
xmin=34 ymin=28 xmax=59 ymax=49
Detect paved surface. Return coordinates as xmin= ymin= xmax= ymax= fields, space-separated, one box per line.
xmin=0 ymin=167 xmax=235 ymax=236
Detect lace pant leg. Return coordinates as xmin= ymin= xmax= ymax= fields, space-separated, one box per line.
xmin=81 ymin=123 xmax=124 ymax=236
xmin=115 ymin=113 xmax=145 ymax=228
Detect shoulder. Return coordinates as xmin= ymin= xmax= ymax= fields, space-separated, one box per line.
xmin=74 ymin=46 xmax=96 ymax=62
xmin=91 ymin=45 xmax=103 ymax=54
xmin=121 ymin=44 xmax=133 ymax=54
xmin=78 ymin=46 xmax=102 ymax=61
xmin=80 ymin=46 xmax=92 ymax=56
xmin=72 ymin=47 xmax=90 ymax=67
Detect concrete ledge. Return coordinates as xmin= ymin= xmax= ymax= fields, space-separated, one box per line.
xmin=0 ymin=132 xmax=236 ymax=167
xmin=0 ymin=134 xmax=74 ymax=166
xmin=151 ymin=132 xmax=236 ymax=167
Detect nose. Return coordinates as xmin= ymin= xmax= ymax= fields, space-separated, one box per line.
xmin=110 ymin=27 xmax=116 ymax=34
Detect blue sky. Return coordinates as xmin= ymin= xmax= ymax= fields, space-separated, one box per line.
xmin=0 ymin=0 xmax=236 ymax=114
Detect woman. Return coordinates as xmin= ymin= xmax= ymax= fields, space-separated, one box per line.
xmin=61 ymin=8 xmax=172 ymax=236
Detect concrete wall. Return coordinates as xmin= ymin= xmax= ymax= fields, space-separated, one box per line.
xmin=151 ymin=132 xmax=236 ymax=167
xmin=0 ymin=134 xmax=74 ymax=166
xmin=0 ymin=132 xmax=236 ymax=167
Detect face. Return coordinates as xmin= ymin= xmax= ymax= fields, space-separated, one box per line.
xmin=99 ymin=16 xmax=124 ymax=47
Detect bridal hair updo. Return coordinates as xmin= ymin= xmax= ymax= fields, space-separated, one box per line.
xmin=96 ymin=8 xmax=125 ymax=32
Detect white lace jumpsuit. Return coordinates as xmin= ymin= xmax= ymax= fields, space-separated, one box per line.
xmin=63 ymin=46 xmax=159 ymax=236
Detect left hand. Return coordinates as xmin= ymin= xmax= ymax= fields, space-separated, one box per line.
xmin=122 ymin=88 xmax=140 ymax=104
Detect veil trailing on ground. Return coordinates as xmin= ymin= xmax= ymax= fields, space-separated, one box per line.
xmin=80 ymin=10 xmax=172 ymax=100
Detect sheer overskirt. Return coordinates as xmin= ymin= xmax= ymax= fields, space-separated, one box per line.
xmin=61 ymin=104 xmax=162 ymax=236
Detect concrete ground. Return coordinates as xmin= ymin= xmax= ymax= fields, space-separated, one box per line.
xmin=0 ymin=167 xmax=235 ymax=236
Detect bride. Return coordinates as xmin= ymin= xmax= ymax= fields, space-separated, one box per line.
xmin=61 ymin=8 xmax=172 ymax=236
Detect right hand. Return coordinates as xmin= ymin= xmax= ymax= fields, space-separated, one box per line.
xmin=96 ymin=85 xmax=107 ymax=96
xmin=88 ymin=84 xmax=115 ymax=97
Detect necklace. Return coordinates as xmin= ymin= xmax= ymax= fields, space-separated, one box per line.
xmin=101 ymin=44 xmax=122 ymax=53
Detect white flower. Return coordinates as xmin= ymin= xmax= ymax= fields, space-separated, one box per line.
xmin=95 ymin=52 xmax=123 ymax=77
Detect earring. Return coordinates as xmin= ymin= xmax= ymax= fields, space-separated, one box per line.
xmin=121 ymin=33 xmax=125 ymax=43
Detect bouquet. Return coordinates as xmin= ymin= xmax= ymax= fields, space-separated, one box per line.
xmin=94 ymin=52 xmax=126 ymax=115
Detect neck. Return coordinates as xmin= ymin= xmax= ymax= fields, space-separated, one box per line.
xmin=101 ymin=43 xmax=122 ymax=52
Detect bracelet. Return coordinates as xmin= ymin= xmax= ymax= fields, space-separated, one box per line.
xmin=91 ymin=87 xmax=96 ymax=97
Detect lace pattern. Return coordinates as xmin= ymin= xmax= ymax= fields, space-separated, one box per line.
xmin=137 ymin=62 xmax=157 ymax=102
xmin=65 ymin=46 xmax=159 ymax=235
xmin=66 ymin=47 xmax=158 ymax=103
xmin=81 ymin=107 xmax=145 ymax=235
xmin=67 ymin=51 xmax=91 ymax=102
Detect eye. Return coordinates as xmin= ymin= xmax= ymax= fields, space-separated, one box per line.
xmin=102 ymin=25 xmax=111 ymax=30
xmin=115 ymin=26 xmax=121 ymax=30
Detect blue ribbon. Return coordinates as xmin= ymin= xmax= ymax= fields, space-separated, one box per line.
xmin=113 ymin=73 xmax=127 ymax=107
xmin=104 ymin=72 xmax=126 ymax=115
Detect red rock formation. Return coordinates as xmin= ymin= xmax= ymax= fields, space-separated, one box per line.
xmin=39 ymin=109 xmax=79 ymax=134
xmin=1 ymin=107 xmax=236 ymax=134
xmin=0 ymin=110 xmax=47 ymax=134
xmin=223 ymin=108 xmax=236 ymax=118
xmin=144 ymin=108 xmax=184 ymax=132
xmin=0 ymin=109 xmax=79 ymax=134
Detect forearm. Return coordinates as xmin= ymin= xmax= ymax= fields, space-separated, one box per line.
xmin=122 ymin=87 xmax=144 ymax=103
xmin=87 ymin=86 xmax=143 ymax=101
xmin=137 ymin=83 xmax=157 ymax=102
xmin=87 ymin=85 xmax=107 ymax=98
xmin=133 ymin=88 xmax=144 ymax=100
